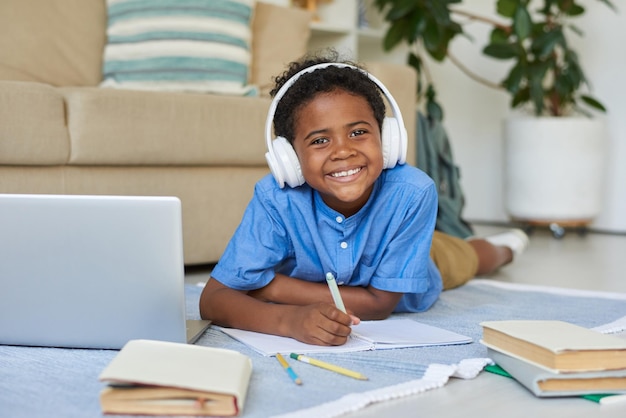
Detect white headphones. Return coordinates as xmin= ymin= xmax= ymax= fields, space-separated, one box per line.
xmin=264 ymin=62 xmax=408 ymax=188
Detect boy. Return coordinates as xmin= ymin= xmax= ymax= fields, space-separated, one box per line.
xmin=200 ymin=52 xmax=527 ymax=346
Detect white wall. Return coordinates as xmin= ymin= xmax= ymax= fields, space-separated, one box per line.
xmin=425 ymin=1 xmax=625 ymax=232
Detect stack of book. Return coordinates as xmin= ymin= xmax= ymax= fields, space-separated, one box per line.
xmin=99 ymin=340 xmax=253 ymax=416
xmin=480 ymin=320 xmax=626 ymax=398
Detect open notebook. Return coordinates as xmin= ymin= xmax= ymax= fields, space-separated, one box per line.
xmin=217 ymin=318 xmax=472 ymax=356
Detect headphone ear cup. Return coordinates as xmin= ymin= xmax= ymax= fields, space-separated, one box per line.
xmin=381 ymin=117 xmax=401 ymax=169
xmin=265 ymin=147 xmax=286 ymax=188
xmin=268 ymin=136 xmax=304 ymax=188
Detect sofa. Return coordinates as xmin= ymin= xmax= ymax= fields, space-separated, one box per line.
xmin=0 ymin=0 xmax=417 ymax=265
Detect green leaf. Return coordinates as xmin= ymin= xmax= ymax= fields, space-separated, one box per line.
xmin=496 ymin=0 xmax=517 ymax=18
xmin=559 ymin=1 xmax=585 ymax=16
xmin=427 ymin=99 xmax=444 ymax=122
xmin=580 ymin=95 xmax=607 ymax=112
xmin=425 ymin=84 xmax=444 ymax=121
xmin=490 ymin=27 xmax=510 ymax=44
xmin=483 ymin=42 xmax=520 ymax=59
xmin=565 ymin=52 xmax=585 ymax=88
xmin=428 ymin=0 xmax=452 ymax=24
xmin=408 ymin=52 xmax=424 ymax=97
xmin=554 ymin=73 xmax=573 ymax=99
xmin=405 ymin=12 xmax=427 ymax=44
xmin=528 ymin=62 xmax=550 ymax=115
xmin=383 ymin=21 xmax=407 ymax=51
xmin=422 ymin=16 xmax=440 ymax=49
xmin=408 ymin=52 xmax=422 ymax=73
xmin=502 ymin=63 xmax=525 ymax=94
xmin=384 ymin=0 xmax=417 ymax=20
xmin=511 ymin=87 xmax=530 ymax=108
xmin=426 ymin=84 xmax=436 ymax=101
xmin=513 ymin=4 xmax=533 ymax=40
xmin=531 ymin=29 xmax=563 ymax=59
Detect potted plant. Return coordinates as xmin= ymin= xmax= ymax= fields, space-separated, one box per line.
xmin=374 ymin=0 xmax=615 ymax=235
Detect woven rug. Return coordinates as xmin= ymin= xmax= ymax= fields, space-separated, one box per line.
xmin=1 ymin=280 xmax=625 ymax=418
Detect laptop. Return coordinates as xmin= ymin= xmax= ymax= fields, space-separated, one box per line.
xmin=0 ymin=194 xmax=210 ymax=349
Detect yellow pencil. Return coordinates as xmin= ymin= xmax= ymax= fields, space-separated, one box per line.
xmin=290 ymin=353 xmax=368 ymax=380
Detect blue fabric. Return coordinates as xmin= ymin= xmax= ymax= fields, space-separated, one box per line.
xmin=211 ymin=164 xmax=442 ymax=313
xmin=1 ymin=282 xmax=626 ymax=417
xmin=103 ymin=57 xmax=249 ymax=82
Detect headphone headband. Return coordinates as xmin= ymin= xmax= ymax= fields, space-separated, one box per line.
xmin=265 ymin=62 xmax=407 ymax=188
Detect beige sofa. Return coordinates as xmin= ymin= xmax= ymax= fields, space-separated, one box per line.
xmin=0 ymin=0 xmax=417 ymax=265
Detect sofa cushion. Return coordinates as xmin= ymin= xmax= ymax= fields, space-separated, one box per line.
xmin=250 ymin=2 xmax=312 ymax=96
xmin=100 ymin=0 xmax=256 ymax=95
xmin=0 ymin=0 xmax=106 ymax=86
xmin=0 ymin=81 xmax=70 ymax=165
xmin=62 ymin=87 xmax=270 ymax=166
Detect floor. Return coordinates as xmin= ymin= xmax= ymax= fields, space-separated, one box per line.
xmin=466 ymin=223 xmax=626 ymax=294
xmin=351 ymin=223 xmax=626 ymax=418
xmin=186 ymin=223 xmax=626 ymax=417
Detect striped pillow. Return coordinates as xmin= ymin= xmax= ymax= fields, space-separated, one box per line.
xmin=100 ymin=0 xmax=257 ymax=95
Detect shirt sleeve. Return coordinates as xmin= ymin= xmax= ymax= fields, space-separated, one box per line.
xmin=210 ymin=178 xmax=292 ymax=291
xmin=370 ymin=177 xmax=440 ymax=295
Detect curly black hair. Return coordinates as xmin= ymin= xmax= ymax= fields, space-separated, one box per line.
xmin=269 ymin=49 xmax=386 ymax=144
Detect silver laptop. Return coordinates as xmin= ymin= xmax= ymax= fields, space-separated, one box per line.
xmin=0 ymin=194 xmax=210 ymax=349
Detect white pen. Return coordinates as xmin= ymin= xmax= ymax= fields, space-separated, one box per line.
xmin=325 ymin=272 xmax=346 ymax=313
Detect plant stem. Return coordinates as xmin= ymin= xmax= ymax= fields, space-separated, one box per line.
xmin=447 ymin=51 xmax=504 ymax=91
xmin=450 ymin=7 xmax=511 ymax=33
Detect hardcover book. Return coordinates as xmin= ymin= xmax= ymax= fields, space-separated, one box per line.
xmin=488 ymin=348 xmax=626 ymax=397
xmin=480 ymin=320 xmax=626 ymax=373
xmin=99 ymin=339 xmax=252 ymax=416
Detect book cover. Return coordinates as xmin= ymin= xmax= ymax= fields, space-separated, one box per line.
xmin=99 ymin=339 xmax=252 ymax=416
xmin=480 ymin=320 xmax=626 ymax=372
xmin=218 ymin=318 xmax=472 ymax=356
xmin=487 ymin=348 xmax=626 ymax=397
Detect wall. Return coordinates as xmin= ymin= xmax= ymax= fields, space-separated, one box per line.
xmin=423 ymin=1 xmax=625 ymax=233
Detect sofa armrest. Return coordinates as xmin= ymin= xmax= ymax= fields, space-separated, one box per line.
xmin=0 ymin=81 xmax=70 ymax=165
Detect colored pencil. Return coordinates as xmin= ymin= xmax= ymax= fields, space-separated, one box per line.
xmin=276 ymin=353 xmax=302 ymax=385
xmin=290 ymin=353 xmax=368 ymax=380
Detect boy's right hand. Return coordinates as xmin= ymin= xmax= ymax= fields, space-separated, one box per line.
xmin=284 ymin=303 xmax=355 ymax=346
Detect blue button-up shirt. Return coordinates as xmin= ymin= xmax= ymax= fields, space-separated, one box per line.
xmin=211 ymin=164 xmax=442 ymax=312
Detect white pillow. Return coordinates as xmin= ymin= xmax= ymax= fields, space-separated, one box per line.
xmin=101 ymin=0 xmax=257 ymax=95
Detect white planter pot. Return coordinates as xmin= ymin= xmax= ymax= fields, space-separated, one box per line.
xmin=503 ymin=116 xmax=606 ymax=223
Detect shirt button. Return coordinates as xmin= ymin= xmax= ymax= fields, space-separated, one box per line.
xmin=340 ymin=242 xmax=348 ymax=249
xmin=335 ymin=216 xmax=343 ymax=223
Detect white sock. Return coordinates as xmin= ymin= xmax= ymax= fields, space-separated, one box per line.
xmin=482 ymin=229 xmax=529 ymax=257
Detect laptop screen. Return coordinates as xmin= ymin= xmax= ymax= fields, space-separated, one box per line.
xmin=0 ymin=194 xmax=188 ymax=349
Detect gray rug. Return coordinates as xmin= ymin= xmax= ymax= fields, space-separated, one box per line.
xmin=1 ymin=280 xmax=625 ymax=418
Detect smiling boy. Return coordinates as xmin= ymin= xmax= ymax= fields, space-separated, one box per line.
xmin=199 ymin=52 xmax=443 ymax=346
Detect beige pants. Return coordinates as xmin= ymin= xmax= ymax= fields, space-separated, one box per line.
xmin=430 ymin=231 xmax=478 ymax=290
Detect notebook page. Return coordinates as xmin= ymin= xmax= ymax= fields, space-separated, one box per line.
xmin=352 ymin=319 xmax=472 ymax=347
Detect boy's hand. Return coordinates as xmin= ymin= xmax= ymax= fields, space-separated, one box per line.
xmin=285 ymin=303 xmax=355 ymax=346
